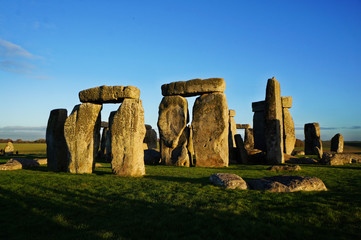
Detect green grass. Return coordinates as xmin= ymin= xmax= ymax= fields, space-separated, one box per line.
xmin=0 ymin=153 xmax=360 ymax=240
xmin=0 ymin=143 xmax=46 ymax=154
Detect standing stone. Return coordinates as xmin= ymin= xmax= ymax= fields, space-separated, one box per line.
xmin=106 ymin=111 xmax=117 ymax=162
xmin=304 ymin=123 xmax=323 ymax=158
xmin=244 ymin=128 xmax=254 ymax=150
xmin=264 ymin=77 xmax=284 ymax=164
xmin=187 ymin=125 xmax=194 ymax=166
xmin=252 ymin=101 xmax=266 ymax=151
xmin=111 ymin=99 xmax=146 ymax=176
xmin=144 ymin=124 xmax=158 ymax=149
xmin=228 ymin=110 xmax=237 ymax=148
xmin=46 ymin=109 xmax=68 ymax=172
xmin=234 ymin=134 xmax=248 ymax=164
xmin=158 ymin=95 xmax=189 ymax=166
xmin=192 ymin=93 xmax=229 ymax=167
xmin=65 ymin=103 xmax=102 ymax=174
xmin=282 ymin=97 xmax=296 ymax=155
xmin=4 ymin=142 xmax=14 ymax=155
xmin=331 ymin=133 xmax=344 ymax=153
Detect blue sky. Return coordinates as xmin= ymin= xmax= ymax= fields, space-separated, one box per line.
xmin=0 ymin=0 xmax=360 ymax=141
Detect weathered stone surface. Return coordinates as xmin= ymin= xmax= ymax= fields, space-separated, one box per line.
xmin=291 ymin=150 xmax=305 ymax=156
xmin=244 ymin=128 xmax=254 ymax=150
xmin=287 ymin=157 xmax=318 ymax=164
xmin=192 ymin=93 xmax=229 ymax=167
xmin=209 ymin=173 xmax=248 ymax=190
xmin=281 ymin=96 xmax=293 ymax=108
xmin=144 ymin=125 xmax=157 ymax=149
xmin=0 ymin=158 xmax=46 ymax=171
xmin=229 ymin=109 xmax=236 ymax=117
xmin=247 ymin=175 xmax=327 ymax=192
xmin=229 ymin=115 xmax=237 ymax=148
xmin=283 ymin=107 xmax=296 ymax=155
xmin=187 ymin=125 xmax=194 ymax=166
xmin=265 ymin=77 xmax=284 ymax=164
xmin=106 ymin=111 xmax=117 ymax=163
xmin=234 ymin=134 xmax=248 ymax=164
xmin=267 ymin=165 xmax=301 ymax=172
xmin=321 ymin=152 xmax=361 ymax=165
xmin=253 ymin=110 xmax=266 ymax=151
xmin=331 ymin=133 xmax=344 ymax=153
xmin=304 ymin=123 xmax=323 ymax=158
xmin=236 ymin=124 xmax=251 ymax=129
xmin=158 ymin=96 xmax=188 ymax=148
xmin=79 ymin=85 xmax=140 ymax=103
xmin=252 ymin=101 xmax=265 ymax=112
xmin=4 ymin=142 xmax=14 ymax=155
xmin=46 ymin=109 xmax=68 ymax=172
xmin=65 ymin=103 xmax=102 ymax=174
xmin=160 ymin=126 xmax=190 ymax=167
xmin=111 ymin=99 xmax=146 ymax=176
xmin=144 ymin=149 xmax=161 ymax=165
xmin=295 ymin=139 xmax=304 ymax=147
xmin=161 ymin=78 xmax=225 ymax=97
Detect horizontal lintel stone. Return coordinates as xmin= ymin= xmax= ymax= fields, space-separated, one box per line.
xmin=79 ymin=85 xmax=140 ymax=104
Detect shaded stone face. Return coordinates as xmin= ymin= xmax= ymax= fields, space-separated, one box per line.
xmin=265 ymin=77 xmax=284 ymax=164
xmin=158 ymin=96 xmax=188 ymax=149
xmin=253 ymin=111 xmax=266 ymax=151
xmin=161 ymin=78 xmax=226 ymax=97
xmin=111 ymin=99 xmax=146 ymax=177
xmin=106 ymin=111 xmax=117 ymax=163
xmin=79 ymin=85 xmax=140 ymax=104
xmin=304 ymin=122 xmax=323 ymax=158
xmin=65 ymin=103 xmax=102 ymax=174
xmin=234 ymin=134 xmax=248 ymax=164
xmin=331 ymin=133 xmax=344 ymax=153
xmin=98 ymin=127 xmax=109 ymax=158
xmin=192 ymin=93 xmax=229 ymax=167
xmin=283 ymin=108 xmax=296 ymax=154
xmin=244 ymin=128 xmax=254 ymax=150
xmin=46 ymin=109 xmax=68 ymax=172
xmin=144 ymin=126 xmax=158 ymax=149
xmin=236 ymin=124 xmax=251 ymax=129
xmin=229 ymin=115 xmax=237 ymax=148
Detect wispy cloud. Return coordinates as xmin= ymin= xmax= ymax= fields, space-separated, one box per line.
xmin=0 ymin=38 xmax=47 ymax=78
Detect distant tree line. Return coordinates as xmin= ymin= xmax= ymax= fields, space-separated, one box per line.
xmin=0 ymin=139 xmax=46 ymax=143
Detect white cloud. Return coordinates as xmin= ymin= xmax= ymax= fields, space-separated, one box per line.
xmin=0 ymin=39 xmax=35 ymax=59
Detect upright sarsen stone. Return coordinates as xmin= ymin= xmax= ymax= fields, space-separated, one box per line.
xmin=111 ymin=99 xmax=146 ymax=176
xmin=265 ymin=77 xmax=284 ymax=164
xmin=158 ymin=96 xmax=189 ymax=166
xmin=106 ymin=111 xmax=117 ymax=162
xmin=65 ymin=103 xmax=102 ymax=174
xmin=144 ymin=124 xmax=158 ymax=149
xmin=304 ymin=122 xmax=323 ymax=158
xmin=192 ymin=93 xmax=229 ymax=167
xmin=46 ymin=109 xmax=68 ymax=172
xmin=252 ymin=101 xmax=266 ymax=151
xmin=244 ymin=128 xmax=254 ymax=150
xmin=331 ymin=133 xmax=343 ymax=153
xmin=282 ymin=97 xmax=296 ymax=155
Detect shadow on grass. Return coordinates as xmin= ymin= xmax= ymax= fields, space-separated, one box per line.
xmin=1 ymin=184 xmax=358 ymax=240
xmin=144 ymin=175 xmax=209 ymax=185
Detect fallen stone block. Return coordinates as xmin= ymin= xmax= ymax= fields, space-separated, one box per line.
xmin=209 ymin=173 xmax=248 ymax=190
xmin=267 ymin=165 xmax=301 ymax=171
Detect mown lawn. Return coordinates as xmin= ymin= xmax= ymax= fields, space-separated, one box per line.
xmin=0 ymin=154 xmax=360 ymax=240
xmin=0 ymin=143 xmax=46 ymax=154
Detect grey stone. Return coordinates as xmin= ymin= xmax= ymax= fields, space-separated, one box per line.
xmin=265 ymin=77 xmax=284 ymax=164
xmin=98 ymin=127 xmax=109 ymax=158
xmin=267 ymin=165 xmax=301 ymax=171
xmin=209 ymin=173 xmax=248 ymax=190
xmin=247 ymin=175 xmax=327 ymax=192
xmin=244 ymin=128 xmax=254 ymax=150
xmin=253 ymin=110 xmax=266 ymax=151
xmin=65 ymin=103 xmax=102 ymax=174
xmin=283 ymin=107 xmax=296 ymax=154
xmin=234 ymin=134 xmax=248 ymax=164
xmin=236 ymin=124 xmax=251 ymax=129
xmin=106 ymin=111 xmax=117 ymax=163
xmin=79 ymin=85 xmax=140 ymax=104
xmin=192 ymin=93 xmax=229 ymax=167
xmin=46 ymin=109 xmax=68 ymax=172
xmin=252 ymin=101 xmax=265 ymax=112
xmin=321 ymin=152 xmax=361 ymax=165
xmin=111 ymin=99 xmax=146 ymax=176
xmin=161 ymin=78 xmax=226 ymax=97
xmin=229 ymin=115 xmax=237 ymax=148
xmin=331 ymin=133 xmax=344 ymax=153
xmin=0 ymin=158 xmax=44 ymax=170
xmin=144 ymin=149 xmax=161 ymax=165
xmin=304 ymin=123 xmax=323 ymax=158
xmin=144 ymin=125 xmax=158 ymax=149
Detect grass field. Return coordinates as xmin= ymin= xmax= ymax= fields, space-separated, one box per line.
xmin=0 ymin=143 xmax=47 ymax=154
xmin=0 ymin=155 xmax=361 ymax=239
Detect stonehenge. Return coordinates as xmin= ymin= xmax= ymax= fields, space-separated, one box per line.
xmin=251 ymin=77 xmax=296 ymax=164
xmin=331 ymin=133 xmax=344 ymax=153
xmin=158 ymin=78 xmax=229 ymax=167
